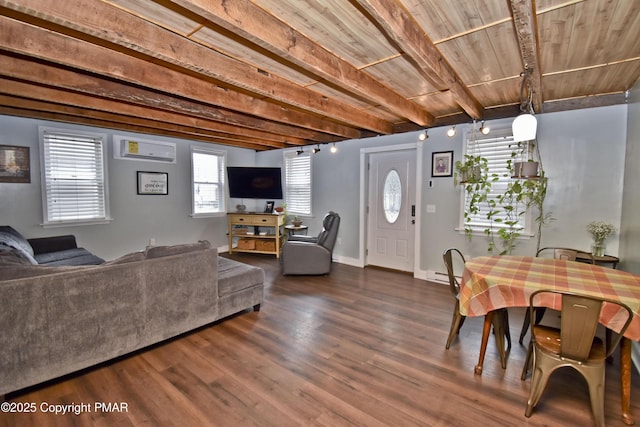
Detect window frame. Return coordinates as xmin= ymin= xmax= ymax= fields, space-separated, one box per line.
xmin=284 ymin=150 xmax=312 ymax=216
xmin=458 ymin=127 xmax=533 ymax=237
xmin=39 ymin=126 xmax=111 ymax=227
xmin=190 ymin=146 xmax=227 ymax=218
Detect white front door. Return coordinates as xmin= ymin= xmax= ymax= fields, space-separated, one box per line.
xmin=366 ymin=149 xmax=416 ymax=272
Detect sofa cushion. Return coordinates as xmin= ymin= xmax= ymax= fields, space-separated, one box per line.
xmin=102 ymin=251 xmax=146 ymax=265
xmin=145 ymin=241 xmax=212 ymax=259
xmin=218 ymin=257 xmax=265 ymax=296
xmin=0 ymin=226 xmax=37 ymax=265
xmin=34 ymin=248 xmax=105 ymax=266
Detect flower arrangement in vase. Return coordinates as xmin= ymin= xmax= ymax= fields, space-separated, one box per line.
xmin=587 ymin=221 xmax=616 ymax=257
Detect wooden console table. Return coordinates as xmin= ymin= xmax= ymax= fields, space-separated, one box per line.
xmin=228 ymin=213 xmax=285 ymax=258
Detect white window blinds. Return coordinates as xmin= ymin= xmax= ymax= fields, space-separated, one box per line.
xmin=41 ymin=129 xmax=108 ymax=224
xmin=191 ymin=147 xmax=226 ymax=215
xmin=284 ymin=151 xmax=311 ymax=215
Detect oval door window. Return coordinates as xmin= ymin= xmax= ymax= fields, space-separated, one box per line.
xmin=383 ymin=169 xmax=401 ymax=223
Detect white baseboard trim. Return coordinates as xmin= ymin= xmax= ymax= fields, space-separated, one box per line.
xmin=333 ymin=255 xmax=362 ymax=268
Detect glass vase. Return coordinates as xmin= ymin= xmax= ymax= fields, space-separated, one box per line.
xmin=592 ymin=241 xmax=606 ymax=257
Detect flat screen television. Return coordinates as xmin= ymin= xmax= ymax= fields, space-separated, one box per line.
xmin=227 ymin=167 xmax=283 ymax=199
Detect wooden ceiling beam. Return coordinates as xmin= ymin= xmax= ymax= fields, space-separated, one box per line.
xmin=0 ymin=0 xmax=391 ymax=135
xmin=354 ymin=0 xmax=484 ymax=120
xmin=0 ymin=13 xmax=363 ymax=140
xmin=508 ymin=0 xmax=543 ymax=113
xmin=0 ymin=105 xmax=275 ymax=151
xmin=0 ymin=53 xmax=333 ymax=144
xmin=162 ymin=0 xmax=434 ymax=127
xmin=0 ymin=90 xmax=291 ymax=149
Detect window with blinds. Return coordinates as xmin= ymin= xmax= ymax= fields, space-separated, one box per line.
xmin=460 ymin=128 xmax=531 ymax=234
xmin=40 ymin=128 xmax=109 ymax=225
xmin=284 ymin=151 xmax=311 ymax=215
xmin=191 ymin=146 xmax=226 ymax=216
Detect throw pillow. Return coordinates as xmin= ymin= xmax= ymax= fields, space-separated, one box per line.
xmin=0 ymin=246 xmax=33 ymax=265
xmin=0 ymin=227 xmax=37 ymax=265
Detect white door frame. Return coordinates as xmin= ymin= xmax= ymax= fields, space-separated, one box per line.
xmin=358 ymin=141 xmax=426 ymax=278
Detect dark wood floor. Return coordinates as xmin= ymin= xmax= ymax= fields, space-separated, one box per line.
xmin=3 ymin=253 xmax=639 ymax=426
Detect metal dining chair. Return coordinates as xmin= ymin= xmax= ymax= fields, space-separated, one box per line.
xmin=518 ymin=247 xmax=595 ymax=344
xmin=522 ymin=289 xmax=633 ymax=427
xmin=443 ymin=248 xmax=511 ymax=367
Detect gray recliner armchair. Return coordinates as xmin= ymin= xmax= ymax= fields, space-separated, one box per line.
xmin=281 ymin=211 xmax=340 ymax=275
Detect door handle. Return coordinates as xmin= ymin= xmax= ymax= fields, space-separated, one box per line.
xmin=411 ymin=205 xmax=415 ymax=217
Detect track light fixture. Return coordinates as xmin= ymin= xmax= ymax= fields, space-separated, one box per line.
xmin=312 ymin=145 xmax=321 ymax=154
xmin=418 ymin=130 xmax=429 ymax=141
xmin=330 ymin=143 xmax=337 ymax=153
xmin=296 ymin=148 xmax=304 ymax=155
xmin=480 ymin=121 xmax=490 ymax=135
xmin=447 ymin=126 xmax=456 ymax=138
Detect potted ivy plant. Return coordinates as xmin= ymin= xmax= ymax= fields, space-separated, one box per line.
xmin=495 ymin=156 xmax=550 ymax=255
xmin=454 ymin=154 xmax=486 ymax=185
xmin=512 ymin=140 xmax=539 ymax=178
xmin=457 ymin=141 xmax=550 ymax=255
xmin=455 ymin=153 xmax=501 ymax=246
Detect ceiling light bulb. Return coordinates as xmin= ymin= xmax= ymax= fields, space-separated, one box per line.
xmin=480 ymin=121 xmax=490 ymax=135
xmin=312 ymin=146 xmax=321 ymax=154
xmin=447 ymin=126 xmax=456 ymax=137
xmin=418 ymin=130 xmax=428 ymax=141
xmin=512 ymin=114 xmax=537 ymax=142
xmin=330 ymin=143 xmax=337 ymax=153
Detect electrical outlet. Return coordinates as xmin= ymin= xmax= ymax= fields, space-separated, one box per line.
xmin=149 ymin=238 xmax=156 ymax=246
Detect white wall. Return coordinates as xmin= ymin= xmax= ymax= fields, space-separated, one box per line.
xmin=620 ymin=81 xmax=640 ymax=370
xmin=0 ymin=105 xmax=630 ymax=268
xmin=621 ymin=82 xmax=640 ymax=274
xmin=0 ymin=116 xmax=256 ymax=260
xmin=256 ymin=105 xmax=628 ymax=275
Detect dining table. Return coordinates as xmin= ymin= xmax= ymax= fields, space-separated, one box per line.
xmin=460 ymin=255 xmax=640 ymax=425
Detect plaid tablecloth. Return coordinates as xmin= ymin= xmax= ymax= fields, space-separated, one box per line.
xmin=460 ymin=256 xmax=640 ymax=341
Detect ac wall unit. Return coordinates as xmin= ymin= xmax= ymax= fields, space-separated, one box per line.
xmin=119 ymin=139 xmax=176 ymax=163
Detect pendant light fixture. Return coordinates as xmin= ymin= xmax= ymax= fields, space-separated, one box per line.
xmin=480 ymin=121 xmax=490 ymax=135
xmin=512 ymin=68 xmax=537 ymax=142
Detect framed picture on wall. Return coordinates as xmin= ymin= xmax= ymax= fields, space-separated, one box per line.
xmin=0 ymin=145 xmax=30 ymax=183
xmin=137 ymin=171 xmax=168 ymax=195
xmin=431 ymin=150 xmax=453 ymax=177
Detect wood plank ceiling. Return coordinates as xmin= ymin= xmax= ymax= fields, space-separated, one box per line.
xmin=0 ymin=0 xmax=638 ymax=151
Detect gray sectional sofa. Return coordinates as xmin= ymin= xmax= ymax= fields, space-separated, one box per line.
xmin=0 ymin=240 xmax=264 ymax=397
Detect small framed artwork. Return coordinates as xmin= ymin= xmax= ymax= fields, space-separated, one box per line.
xmin=0 ymin=145 xmax=30 ymax=183
xmin=264 ymin=201 xmax=275 ymax=213
xmin=431 ymin=150 xmax=453 ymax=177
xmin=137 ymin=171 xmax=168 ymax=195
